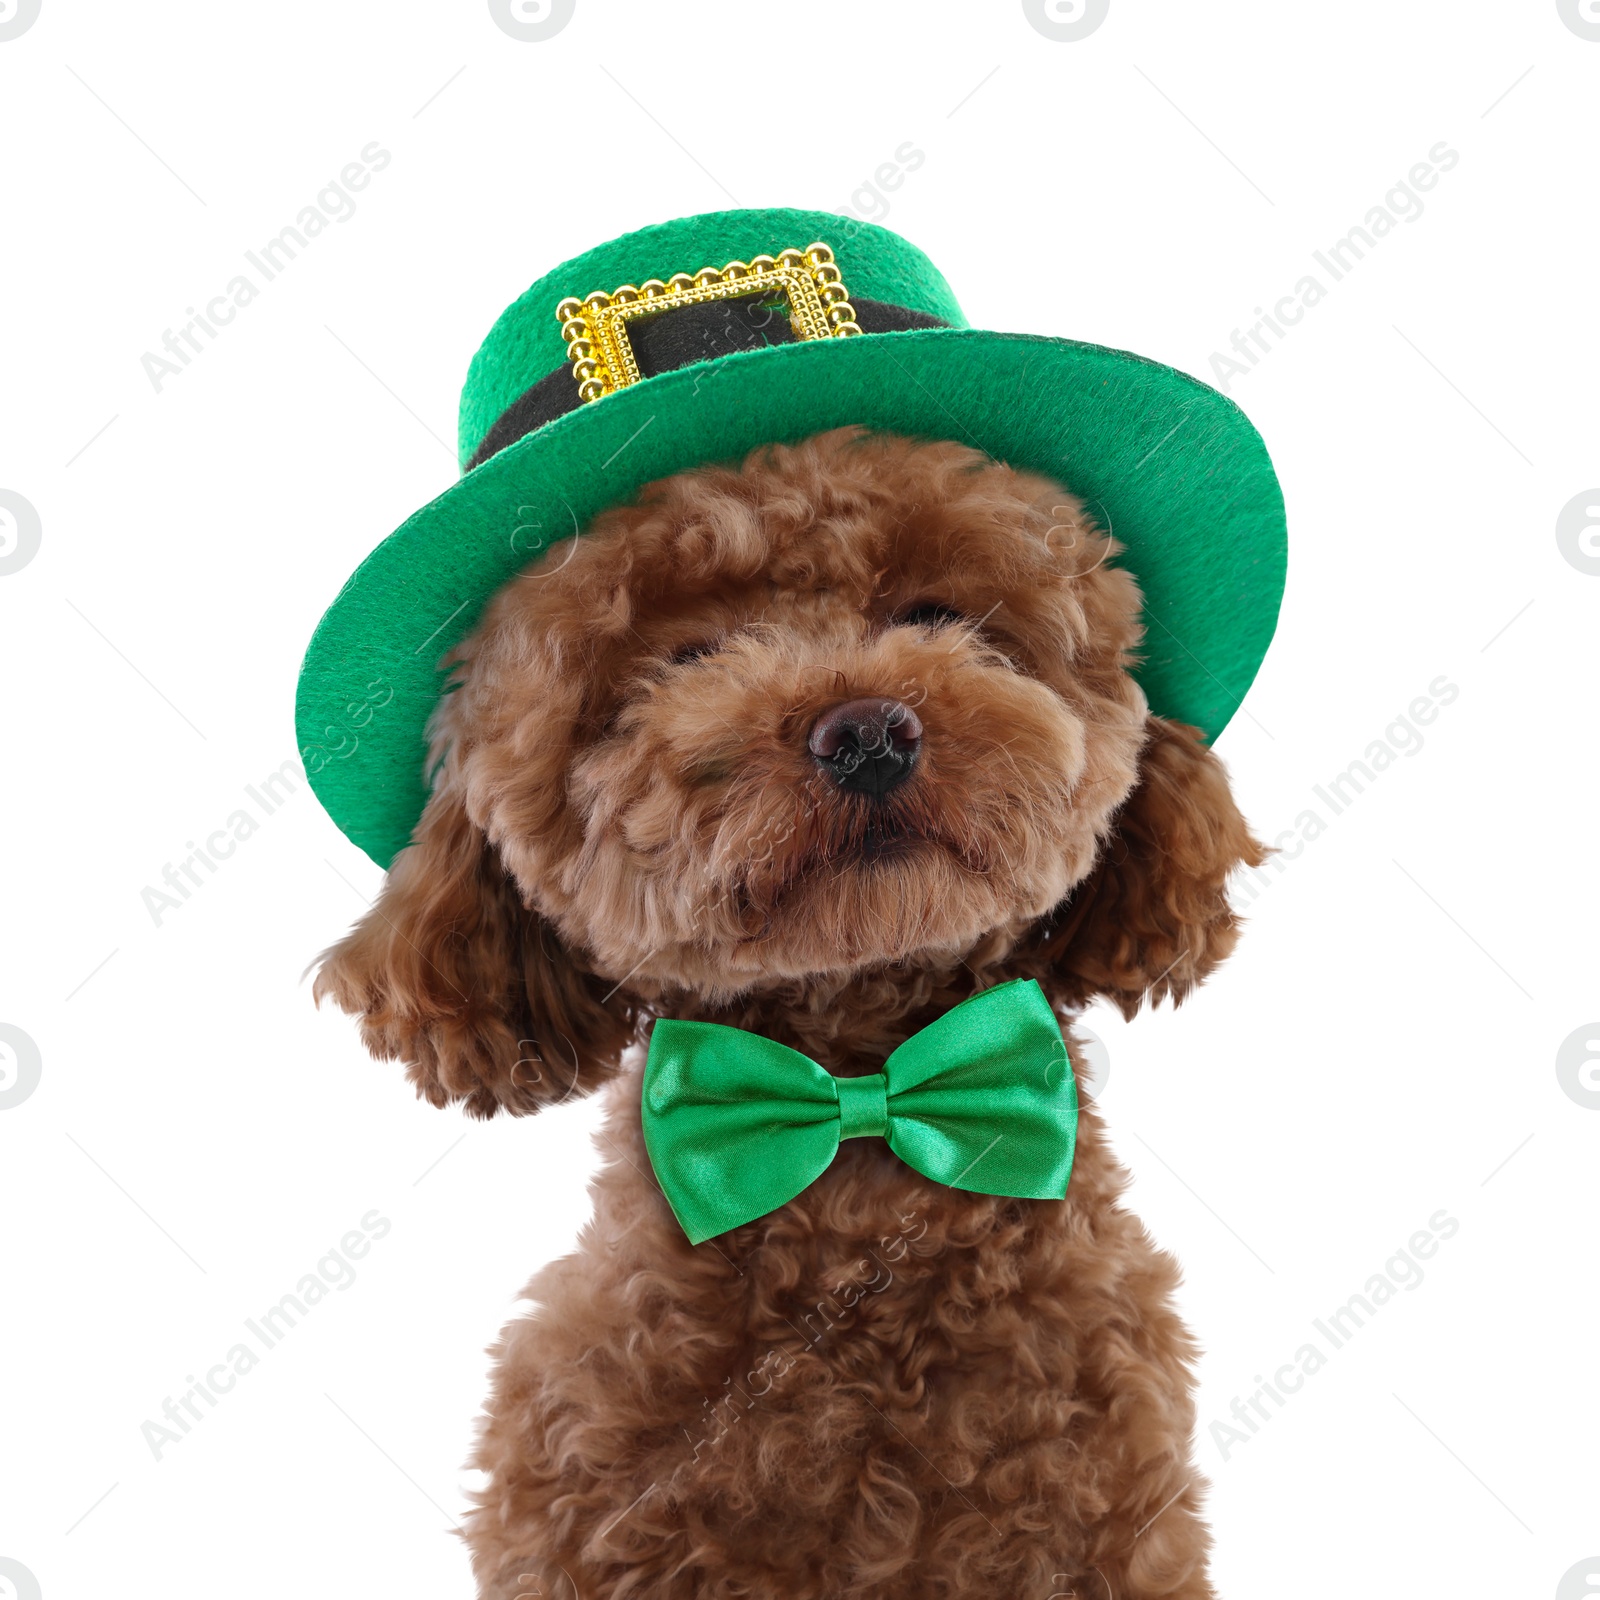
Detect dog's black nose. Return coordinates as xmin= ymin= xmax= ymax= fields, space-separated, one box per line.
xmin=808 ymin=698 xmax=922 ymax=797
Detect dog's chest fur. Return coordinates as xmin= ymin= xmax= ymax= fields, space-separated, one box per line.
xmin=465 ymin=1058 xmax=1206 ymax=1598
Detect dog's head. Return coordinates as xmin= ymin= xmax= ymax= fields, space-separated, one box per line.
xmin=316 ymin=428 xmax=1262 ymax=1114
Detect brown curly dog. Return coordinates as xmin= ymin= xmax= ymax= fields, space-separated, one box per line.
xmin=316 ymin=425 xmax=1263 ymax=1599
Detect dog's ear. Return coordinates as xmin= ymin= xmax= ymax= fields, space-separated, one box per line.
xmin=1025 ymin=716 xmax=1265 ymax=1017
xmin=313 ymin=782 xmax=634 ymax=1117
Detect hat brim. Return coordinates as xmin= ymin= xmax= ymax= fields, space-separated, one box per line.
xmin=297 ymin=327 xmax=1286 ymax=868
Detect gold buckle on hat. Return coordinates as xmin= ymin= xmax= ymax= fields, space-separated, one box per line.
xmin=555 ymin=242 xmax=861 ymax=404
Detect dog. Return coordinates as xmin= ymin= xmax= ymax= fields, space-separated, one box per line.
xmin=316 ymin=424 xmax=1263 ymax=1598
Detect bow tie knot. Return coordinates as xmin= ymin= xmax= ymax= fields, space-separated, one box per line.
xmin=836 ymin=1072 xmax=890 ymax=1141
xmin=641 ymin=979 xmax=1078 ymax=1244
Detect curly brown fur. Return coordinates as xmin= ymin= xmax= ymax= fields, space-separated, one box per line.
xmin=316 ymin=427 xmax=1264 ymax=1597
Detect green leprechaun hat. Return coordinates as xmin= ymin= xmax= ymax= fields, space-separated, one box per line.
xmin=298 ymin=207 xmax=1286 ymax=868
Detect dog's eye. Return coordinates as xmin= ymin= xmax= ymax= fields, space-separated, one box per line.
xmin=666 ymin=640 xmax=718 ymax=666
xmin=897 ymin=602 xmax=965 ymax=630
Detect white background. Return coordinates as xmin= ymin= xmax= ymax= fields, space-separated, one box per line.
xmin=2 ymin=2 xmax=1597 ymax=1597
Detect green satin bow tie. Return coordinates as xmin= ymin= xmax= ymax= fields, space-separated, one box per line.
xmin=641 ymin=979 xmax=1077 ymax=1244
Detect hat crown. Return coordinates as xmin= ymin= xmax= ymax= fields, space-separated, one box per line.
xmin=458 ymin=208 xmax=968 ymax=468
